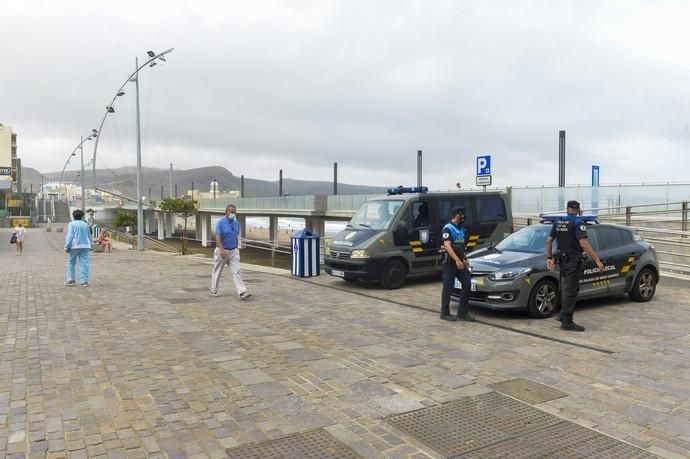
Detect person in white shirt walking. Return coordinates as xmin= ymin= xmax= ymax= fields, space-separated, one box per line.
xmin=210 ymin=204 xmax=251 ymax=299
xmin=13 ymin=222 xmax=26 ymax=255
xmin=64 ymin=209 xmax=93 ymax=287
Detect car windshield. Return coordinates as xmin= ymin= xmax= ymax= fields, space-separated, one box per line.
xmin=349 ymin=200 xmax=403 ymax=231
xmin=495 ymin=225 xmax=552 ymax=254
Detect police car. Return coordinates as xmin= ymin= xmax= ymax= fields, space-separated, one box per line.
xmin=454 ymin=217 xmax=659 ymax=318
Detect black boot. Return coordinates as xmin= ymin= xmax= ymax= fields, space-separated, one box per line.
xmin=561 ymin=321 xmax=585 ymax=332
xmin=440 ymin=313 xmax=457 ymax=322
xmin=456 ymin=312 xmax=476 ymax=322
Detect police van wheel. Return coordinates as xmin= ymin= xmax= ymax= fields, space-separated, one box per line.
xmin=527 ymin=279 xmax=559 ymax=318
xmin=629 ymin=267 xmax=657 ymax=302
xmin=380 ymin=260 xmax=407 ymax=289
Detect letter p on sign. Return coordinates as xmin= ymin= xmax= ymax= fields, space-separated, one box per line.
xmin=476 ymin=155 xmax=491 ymax=176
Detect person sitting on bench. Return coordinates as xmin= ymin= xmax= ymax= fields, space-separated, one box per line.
xmin=97 ymin=232 xmax=112 ymax=253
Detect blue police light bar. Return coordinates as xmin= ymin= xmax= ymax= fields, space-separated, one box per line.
xmin=387 ymin=186 xmax=429 ymax=195
xmin=541 ymin=215 xmax=599 ymax=224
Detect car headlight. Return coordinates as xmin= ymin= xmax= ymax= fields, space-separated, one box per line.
xmin=350 ymin=249 xmax=371 ymax=259
xmin=325 ymin=244 xmax=331 ymax=256
xmin=488 ymin=267 xmax=532 ymax=281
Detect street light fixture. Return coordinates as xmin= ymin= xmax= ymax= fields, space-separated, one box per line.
xmin=59 ymin=131 xmax=98 ymax=205
xmin=90 ymin=48 xmax=174 ymax=251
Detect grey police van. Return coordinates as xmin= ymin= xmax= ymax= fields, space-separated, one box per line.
xmin=324 ymin=186 xmax=513 ymax=289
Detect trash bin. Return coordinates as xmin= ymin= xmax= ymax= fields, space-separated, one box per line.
xmin=92 ymin=224 xmax=103 ymax=241
xmin=291 ymin=229 xmax=320 ymax=277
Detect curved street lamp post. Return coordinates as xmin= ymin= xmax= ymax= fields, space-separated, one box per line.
xmin=90 ymin=48 xmax=174 ymax=251
xmin=59 ymin=130 xmax=98 ymax=207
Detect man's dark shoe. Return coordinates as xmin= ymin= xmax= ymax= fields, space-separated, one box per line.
xmin=561 ymin=322 xmax=585 ymax=332
xmin=457 ymin=313 xmax=476 ymax=322
xmin=440 ymin=313 xmax=457 ymax=322
xmin=555 ymin=314 xmax=563 ymax=322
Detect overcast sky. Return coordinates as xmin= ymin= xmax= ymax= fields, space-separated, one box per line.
xmin=2 ymin=0 xmax=689 ymax=190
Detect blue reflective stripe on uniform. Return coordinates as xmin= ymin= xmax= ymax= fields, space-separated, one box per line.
xmin=442 ymin=223 xmax=465 ymax=244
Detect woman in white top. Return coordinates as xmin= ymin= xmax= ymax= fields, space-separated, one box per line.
xmin=13 ymin=222 xmax=26 ymax=255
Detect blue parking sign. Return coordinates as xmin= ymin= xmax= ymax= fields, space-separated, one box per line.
xmin=476 ymin=155 xmax=491 ymax=176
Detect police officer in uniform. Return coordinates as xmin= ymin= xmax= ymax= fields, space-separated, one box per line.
xmin=545 ymin=200 xmax=604 ymax=331
xmin=440 ymin=207 xmax=475 ymax=322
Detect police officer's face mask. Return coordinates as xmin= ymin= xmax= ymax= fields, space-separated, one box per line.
xmin=227 ymin=212 xmax=236 ymax=220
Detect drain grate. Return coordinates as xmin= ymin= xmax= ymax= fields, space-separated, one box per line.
xmin=458 ymin=421 xmax=658 ymax=458
xmin=226 ymin=429 xmax=361 ymax=459
xmin=489 ymin=378 xmax=567 ymax=404
xmin=385 ymin=392 xmax=561 ymax=457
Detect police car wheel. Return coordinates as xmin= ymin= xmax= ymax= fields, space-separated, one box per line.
xmin=527 ymin=279 xmax=559 ymax=318
xmin=629 ymin=267 xmax=657 ymax=302
xmin=380 ymin=259 xmax=407 ymax=289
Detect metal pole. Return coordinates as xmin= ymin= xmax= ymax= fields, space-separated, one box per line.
xmin=417 ymin=150 xmax=422 ymax=187
xmin=191 ymin=181 xmax=194 ymax=200
xmin=174 ymin=183 xmax=177 ymax=197
xmin=148 ymin=185 xmax=151 ymax=203
xmin=333 ymin=162 xmax=338 ymax=195
xmin=169 ymin=163 xmax=173 ymax=198
xmin=135 ymin=58 xmax=144 ymax=251
xmin=558 ymin=130 xmax=566 ymax=187
xmin=279 ymin=170 xmax=283 ymax=196
xmin=241 ymin=175 xmax=245 ymax=198
xmin=160 ymin=185 xmax=164 ymax=201
xmin=80 ymin=137 xmax=86 ymax=211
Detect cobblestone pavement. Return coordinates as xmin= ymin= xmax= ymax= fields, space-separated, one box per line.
xmin=1 ymin=227 xmax=689 ymax=458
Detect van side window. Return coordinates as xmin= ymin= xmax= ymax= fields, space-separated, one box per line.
xmin=412 ymin=201 xmax=429 ymax=228
xmin=439 ymin=200 xmax=454 ymax=223
xmin=477 ymin=198 xmax=506 ymax=222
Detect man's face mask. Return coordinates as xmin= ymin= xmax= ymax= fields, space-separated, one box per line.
xmin=227 ymin=211 xmax=236 ymax=220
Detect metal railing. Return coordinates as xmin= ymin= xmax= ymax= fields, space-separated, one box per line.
xmin=101 ymin=226 xmax=180 ymax=254
xmin=515 ymin=201 xmax=690 ymax=276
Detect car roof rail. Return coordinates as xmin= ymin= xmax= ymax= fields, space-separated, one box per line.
xmin=387 ymin=186 xmax=429 ymax=195
xmin=540 ymin=215 xmax=599 ymax=224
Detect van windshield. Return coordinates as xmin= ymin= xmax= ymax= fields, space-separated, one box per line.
xmin=349 ymin=200 xmax=403 ymax=231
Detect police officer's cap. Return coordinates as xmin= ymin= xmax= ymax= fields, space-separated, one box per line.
xmin=451 ymin=207 xmax=465 ymax=217
xmin=567 ymin=200 xmax=580 ymax=209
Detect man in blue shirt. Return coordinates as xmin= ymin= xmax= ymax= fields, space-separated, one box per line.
xmin=210 ymin=204 xmax=251 ymax=299
xmin=440 ymin=207 xmax=475 ymax=322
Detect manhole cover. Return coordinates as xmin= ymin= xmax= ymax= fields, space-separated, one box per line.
xmin=489 ymin=378 xmax=567 ymax=404
xmin=385 ymin=392 xmax=561 ymax=457
xmin=226 ymin=429 xmax=361 ymax=459
xmin=166 ymin=298 xmax=197 ymax=304
xmin=458 ymin=421 xmax=658 ymax=458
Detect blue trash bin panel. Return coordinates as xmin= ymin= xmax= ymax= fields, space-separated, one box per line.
xmin=291 ymin=229 xmax=320 ymax=277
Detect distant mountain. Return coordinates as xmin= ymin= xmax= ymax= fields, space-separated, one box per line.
xmin=20 ymin=165 xmax=388 ymax=199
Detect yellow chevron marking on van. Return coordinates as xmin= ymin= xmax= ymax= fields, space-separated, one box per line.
xmin=409 ymin=241 xmax=422 ymax=246
xmin=466 ymin=242 xmax=477 ymax=248
xmin=621 ymin=265 xmax=631 ymax=273
xmin=627 ymin=256 xmax=636 ymax=262
xmin=412 ymin=247 xmax=424 ymax=253
xmin=592 ymin=280 xmax=611 ymax=287
xmin=468 ymin=235 xmax=480 ymax=241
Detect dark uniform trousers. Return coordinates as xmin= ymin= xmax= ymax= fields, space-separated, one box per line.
xmin=559 ymin=253 xmax=582 ymax=323
xmin=441 ymin=261 xmax=471 ymax=316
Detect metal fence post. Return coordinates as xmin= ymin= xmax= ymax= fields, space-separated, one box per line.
xmin=682 ymin=201 xmax=688 ymax=238
xmin=625 ymin=206 xmax=632 ymax=226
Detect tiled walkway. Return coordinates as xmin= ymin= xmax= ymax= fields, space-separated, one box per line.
xmin=1 ymin=227 xmax=688 ymax=458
